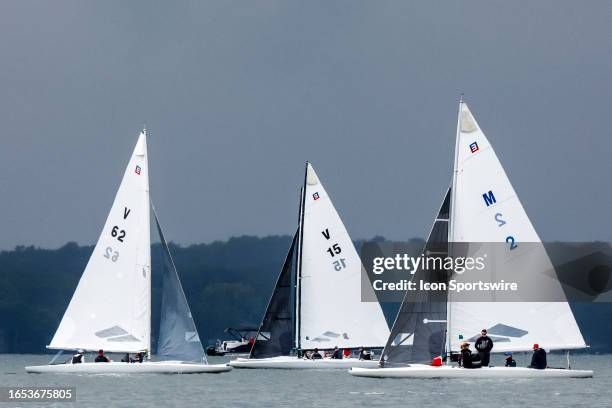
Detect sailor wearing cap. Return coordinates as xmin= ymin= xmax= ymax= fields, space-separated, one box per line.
xmin=504 ymin=351 xmax=516 ymax=367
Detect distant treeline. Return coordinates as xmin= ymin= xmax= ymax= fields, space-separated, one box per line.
xmin=0 ymin=238 xmax=610 ymax=353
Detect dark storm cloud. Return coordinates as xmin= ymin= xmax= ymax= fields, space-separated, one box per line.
xmin=0 ymin=0 xmax=610 ymax=249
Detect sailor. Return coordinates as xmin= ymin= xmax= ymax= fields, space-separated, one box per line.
xmin=459 ymin=342 xmax=481 ymax=369
xmin=358 ymin=347 xmax=372 ymax=361
xmin=94 ymin=349 xmax=110 ymax=363
xmin=311 ymin=348 xmax=322 ymax=360
xmin=529 ymin=344 xmax=547 ymax=369
xmin=474 ymin=329 xmax=493 ymax=366
xmin=343 ymin=348 xmax=351 ymax=359
xmin=331 ymin=346 xmax=342 ymax=359
xmin=133 ymin=352 xmax=144 ymax=363
xmin=71 ymin=349 xmax=84 ymax=364
xmin=302 ymin=350 xmax=312 ymax=360
xmin=504 ymin=352 xmax=516 ymax=367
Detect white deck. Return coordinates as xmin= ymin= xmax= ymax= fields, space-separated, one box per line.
xmin=230 ymin=356 xmax=378 ymax=369
xmin=25 ymin=361 xmax=232 ymax=374
xmin=349 ymin=364 xmax=593 ymax=379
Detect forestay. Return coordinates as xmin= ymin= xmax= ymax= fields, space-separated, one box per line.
xmin=49 ymin=131 xmax=151 ymax=353
xmin=448 ymin=103 xmax=586 ymax=353
xmin=298 ymin=163 xmax=390 ymax=350
xmin=154 ymin=208 xmax=207 ymax=363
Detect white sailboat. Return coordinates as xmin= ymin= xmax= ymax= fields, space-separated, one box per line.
xmin=350 ymin=100 xmax=593 ymax=379
xmin=26 ymin=130 xmax=231 ymax=374
xmin=230 ymin=162 xmax=390 ymax=369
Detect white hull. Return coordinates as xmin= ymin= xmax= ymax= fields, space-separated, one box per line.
xmin=26 ymin=361 xmax=232 ymax=374
xmin=230 ymin=356 xmax=378 ymax=369
xmin=349 ymin=364 xmax=593 ymax=379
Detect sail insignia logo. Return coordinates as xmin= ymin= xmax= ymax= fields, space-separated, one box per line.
xmin=467 ymin=323 xmax=528 ymax=343
xmin=94 ymin=325 xmax=140 ymax=342
xmin=469 ymin=141 xmax=479 ymax=153
xmin=312 ymin=192 xmax=320 ymax=200
xmin=135 ymin=165 xmax=141 ymax=175
xmin=185 ymin=331 xmax=200 ymax=342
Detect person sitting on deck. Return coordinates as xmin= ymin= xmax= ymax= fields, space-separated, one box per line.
xmin=504 ymin=352 xmax=516 ymax=367
xmin=358 ymin=347 xmax=372 ymax=361
xmin=94 ymin=349 xmax=110 ymax=363
xmin=302 ymin=350 xmax=312 ymax=360
xmin=459 ymin=342 xmax=481 ymax=369
xmin=133 ymin=352 xmax=144 ymax=363
xmin=343 ymin=348 xmax=351 ymax=359
xmin=529 ymin=344 xmax=547 ymax=369
xmin=311 ymin=348 xmax=322 ymax=359
xmin=71 ymin=350 xmax=84 ymax=364
xmin=331 ymin=346 xmax=342 ymax=359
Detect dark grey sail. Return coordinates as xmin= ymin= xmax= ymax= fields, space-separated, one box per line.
xmin=153 ymin=208 xmax=207 ymax=363
xmin=250 ymin=230 xmax=298 ymax=359
xmin=381 ymin=187 xmax=451 ymax=367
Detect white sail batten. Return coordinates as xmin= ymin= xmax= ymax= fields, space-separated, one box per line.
xmin=298 ymin=163 xmax=390 ymax=350
xmin=49 ymin=131 xmax=151 ymax=353
xmin=448 ymin=103 xmax=586 ymax=353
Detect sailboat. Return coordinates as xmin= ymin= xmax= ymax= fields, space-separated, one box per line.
xmin=26 ymin=130 xmax=231 ymax=374
xmin=350 ymin=100 xmax=593 ymax=379
xmin=230 ymin=162 xmax=390 ymax=369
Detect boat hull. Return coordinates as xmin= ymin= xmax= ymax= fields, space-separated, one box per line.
xmin=230 ymin=356 xmax=378 ymax=369
xmin=25 ymin=362 xmax=232 ymax=374
xmin=349 ymin=364 xmax=593 ymax=379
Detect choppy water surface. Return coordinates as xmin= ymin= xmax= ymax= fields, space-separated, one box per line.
xmin=1 ymin=354 xmax=609 ymax=407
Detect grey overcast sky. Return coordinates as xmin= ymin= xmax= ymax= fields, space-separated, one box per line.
xmin=0 ymin=1 xmax=610 ymax=250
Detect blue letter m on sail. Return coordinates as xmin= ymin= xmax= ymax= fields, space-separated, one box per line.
xmin=483 ymin=190 xmax=496 ymax=207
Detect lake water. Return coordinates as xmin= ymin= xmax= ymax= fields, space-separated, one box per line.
xmin=1 ymin=353 xmax=610 ymax=407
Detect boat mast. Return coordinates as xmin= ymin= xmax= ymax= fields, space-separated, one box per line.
xmin=447 ymin=96 xmax=463 ymax=359
xmin=294 ymin=162 xmax=308 ymax=353
xmin=143 ymin=126 xmax=152 ymax=360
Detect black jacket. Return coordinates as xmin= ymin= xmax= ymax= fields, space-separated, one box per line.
xmin=311 ymin=351 xmax=322 ymax=360
xmin=505 ymin=357 xmax=516 ymax=367
xmin=359 ymin=350 xmax=372 ymax=360
xmin=474 ymin=335 xmax=493 ymax=353
xmin=460 ymin=349 xmax=481 ymax=368
xmin=529 ymin=348 xmax=547 ymax=369
xmin=95 ymin=355 xmax=109 ymax=363
xmin=331 ymin=349 xmax=342 ymax=359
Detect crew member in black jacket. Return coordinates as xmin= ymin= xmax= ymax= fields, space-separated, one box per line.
xmin=459 ymin=342 xmax=481 ymax=369
xmin=311 ymin=348 xmax=322 ymax=359
xmin=474 ymin=329 xmax=493 ymax=367
xmin=529 ymin=344 xmax=547 ymax=369
xmin=94 ymin=349 xmax=110 ymax=363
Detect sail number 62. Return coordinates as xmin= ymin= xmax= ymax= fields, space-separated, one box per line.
xmin=104 ymin=247 xmax=119 ymax=262
xmin=111 ymin=226 xmax=126 ymax=242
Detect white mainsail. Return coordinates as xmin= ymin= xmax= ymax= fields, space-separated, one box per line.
xmin=448 ymin=102 xmax=586 ymax=352
xmin=49 ymin=131 xmax=151 ymax=353
xmin=298 ymin=163 xmax=390 ymax=350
